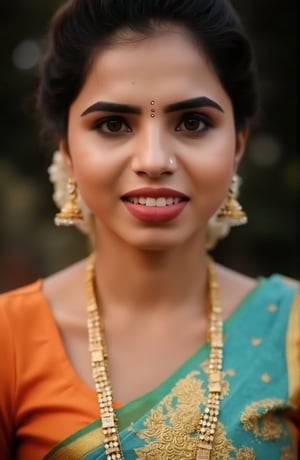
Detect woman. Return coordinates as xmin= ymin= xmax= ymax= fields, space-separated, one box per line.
xmin=0 ymin=0 xmax=299 ymax=459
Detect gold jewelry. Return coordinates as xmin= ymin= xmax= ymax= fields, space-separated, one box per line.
xmin=85 ymin=255 xmax=223 ymax=460
xmin=217 ymin=175 xmax=247 ymax=226
xmin=55 ymin=178 xmax=84 ymax=226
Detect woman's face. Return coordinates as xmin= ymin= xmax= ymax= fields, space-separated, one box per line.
xmin=62 ymin=29 xmax=247 ymax=250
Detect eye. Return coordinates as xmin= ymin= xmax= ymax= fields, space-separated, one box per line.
xmin=93 ymin=116 xmax=132 ymax=133
xmin=175 ymin=113 xmax=212 ymax=133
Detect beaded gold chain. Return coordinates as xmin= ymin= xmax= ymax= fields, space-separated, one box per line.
xmin=85 ymin=254 xmax=223 ymax=460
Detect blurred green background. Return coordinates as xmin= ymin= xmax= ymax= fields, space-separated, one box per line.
xmin=0 ymin=0 xmax=299 ymax=292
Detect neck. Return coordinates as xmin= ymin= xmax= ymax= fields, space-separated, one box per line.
xmin=93 ymin=230 xmax=209 ymax=316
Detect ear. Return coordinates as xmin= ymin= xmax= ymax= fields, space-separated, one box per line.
xmin=58 ymin=138 xmax=74 ymax=177
xmin=234 ymin=126 xmax=249 ymax=171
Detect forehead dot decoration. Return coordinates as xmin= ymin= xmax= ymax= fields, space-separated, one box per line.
xmin=150 ymin=100 xmax=156 ymax=118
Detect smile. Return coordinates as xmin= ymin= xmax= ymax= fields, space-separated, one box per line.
xmin=124 ymin=197 xmax=185 ymax=207
xmin=121 ymin=188 xmax=189 ymax=222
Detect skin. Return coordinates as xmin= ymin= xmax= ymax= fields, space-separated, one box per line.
xmin=44 ymin=29 xmax=256 ymax=403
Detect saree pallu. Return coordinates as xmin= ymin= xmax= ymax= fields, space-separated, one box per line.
xmin=45 ymin=275 xmax=300 ymax=459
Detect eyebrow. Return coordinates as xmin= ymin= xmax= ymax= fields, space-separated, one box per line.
xmin=81 ymin=96 xmax=224 ymax=117
xmin=164 ymin=97 xmax=224 ymax=113
xmin=81 ymin=101 xmax=141 ymax=116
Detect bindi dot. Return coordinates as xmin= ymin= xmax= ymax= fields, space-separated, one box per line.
xmin=150 ymin=100 xmax=156 ymax=118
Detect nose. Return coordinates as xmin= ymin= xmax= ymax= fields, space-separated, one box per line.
xmin=131 ymin=124 xmax=177 ymax=178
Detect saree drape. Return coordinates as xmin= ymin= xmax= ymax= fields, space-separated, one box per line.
xmin=45 ymin=275 xmax=299 ymax=460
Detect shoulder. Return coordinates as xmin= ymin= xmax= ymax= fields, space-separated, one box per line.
xmin=0 ymin=281 xmax=45 ymax=447
xmin=0 ymin=258 xmax=85 ymax=344
xmin=215 ymin=262 xmax=299 ymax=319
xmin=281 ymin=275 xmax=300 ymax=291
xmin=0 ymin=280 xmax=50 ymax=364
xmin=0 ymin=280 xmax=44 ymax=321
xmin=0 ymin=279 xmax=42 ymax=299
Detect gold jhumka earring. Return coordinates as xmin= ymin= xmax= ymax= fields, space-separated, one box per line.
xmin=55 ymin=178 xmax=84 ymax=226
xmin=217 ymin=175 xmax=247 ymax=226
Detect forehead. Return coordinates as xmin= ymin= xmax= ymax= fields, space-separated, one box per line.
xmin=72 ymin=30 xmax=231 ymax=110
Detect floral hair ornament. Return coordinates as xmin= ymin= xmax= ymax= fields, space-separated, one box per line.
xmin=48 ymin=151 xmax=92 ymax=234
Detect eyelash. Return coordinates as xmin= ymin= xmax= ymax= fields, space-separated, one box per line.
xmin=175 ymin=112 xmax=213 ymax=133
xmin=92 ymin=116 xmax=131 ymax=134
xmin=92 ymin=112 xmax=213 ymax=135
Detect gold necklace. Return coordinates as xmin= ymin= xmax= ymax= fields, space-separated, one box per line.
xmin=85 ymin=254 xmax=223 ymax=460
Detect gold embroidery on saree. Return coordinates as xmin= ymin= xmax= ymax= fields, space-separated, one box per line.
xmin=241 ymin=399 xmax=286 ymax=440
xmin=226 ymin=368 xmax=236 ymax=377
xmin=235 ymin=447 xmax=256 ymax=460
xmin=211 ymin=424 xmax=256 ymax=460
xmin=268 ymin=304 xmax=278 ymax=313
xmin=261 ymin=373 xmax=272 ymax=383
xmin=133 ymin=371 xmax=255 ymax=459
xmin=251 ymin=338 xmax=262 ymax=346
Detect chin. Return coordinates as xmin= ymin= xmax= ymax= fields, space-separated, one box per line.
xmin=136 ymin=242 xmax=177 ymax=252
xmin=122 ymin=228 xmax=200 ymax=252
xmin=125 ymin=236 xmax=177 ymax=252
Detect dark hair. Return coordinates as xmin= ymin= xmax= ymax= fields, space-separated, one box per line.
xmin=37 ymin=0 xmax=258 ymax=138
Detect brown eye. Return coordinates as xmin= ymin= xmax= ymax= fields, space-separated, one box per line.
xmin=184 ymin=117 xmax=203 ymax=131
xmin=175 ymin=113 xmax=212 ymax=133
xmin=106 ymin=119 xmax=123 ymax=132
xmin=94 ymin=116 xmax=131 ymax=133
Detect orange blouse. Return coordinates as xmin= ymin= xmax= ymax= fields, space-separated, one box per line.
xmin=0 ymin=281 xmax=119 ymax=460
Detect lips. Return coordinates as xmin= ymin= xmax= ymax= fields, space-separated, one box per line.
xmin=121 ymin=188 xmax=189 ymax=223
xmin=123 ymin=187 xmax=188 ymax=198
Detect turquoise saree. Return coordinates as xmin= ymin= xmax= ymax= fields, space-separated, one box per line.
xmin=45 ymin=275 xmax=299 ymax=459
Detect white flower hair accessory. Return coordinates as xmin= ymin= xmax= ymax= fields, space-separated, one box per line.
xmin=48 ymin=150 xmax=241 ymax=249
xmin=48 ymin=150 xmax=93 ymax=235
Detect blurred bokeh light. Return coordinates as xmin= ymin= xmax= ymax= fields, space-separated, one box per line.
xmin=12 ymin=39 xmax=41 ymax=71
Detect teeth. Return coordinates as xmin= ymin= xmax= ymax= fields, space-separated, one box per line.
xmin=156 ymin=198 xmax=167 ymax=207
xmin=128 ymin=196 xmax=183 ymax=207
xmin=146 ymin=197 xmax=156 ymax=206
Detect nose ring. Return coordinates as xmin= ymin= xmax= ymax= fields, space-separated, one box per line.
xmin=169 ymin=158 xmax=176 ymax=167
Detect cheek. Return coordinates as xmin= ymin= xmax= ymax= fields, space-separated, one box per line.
xmin=188 ymin=131 xmax=236 ymax=183
xmin=185 ymin=131 xmax=237 ymax=214
xmin=68 ymin=134 xmax=119 ymax=188
xmin=68 ymin=149 xmax=118 ymax=213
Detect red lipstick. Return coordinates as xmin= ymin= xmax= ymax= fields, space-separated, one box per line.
xmin=121 ymin=188 xmax=189 ymax=223
xmin=123 ymin=187 xmax=187 ymax=199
